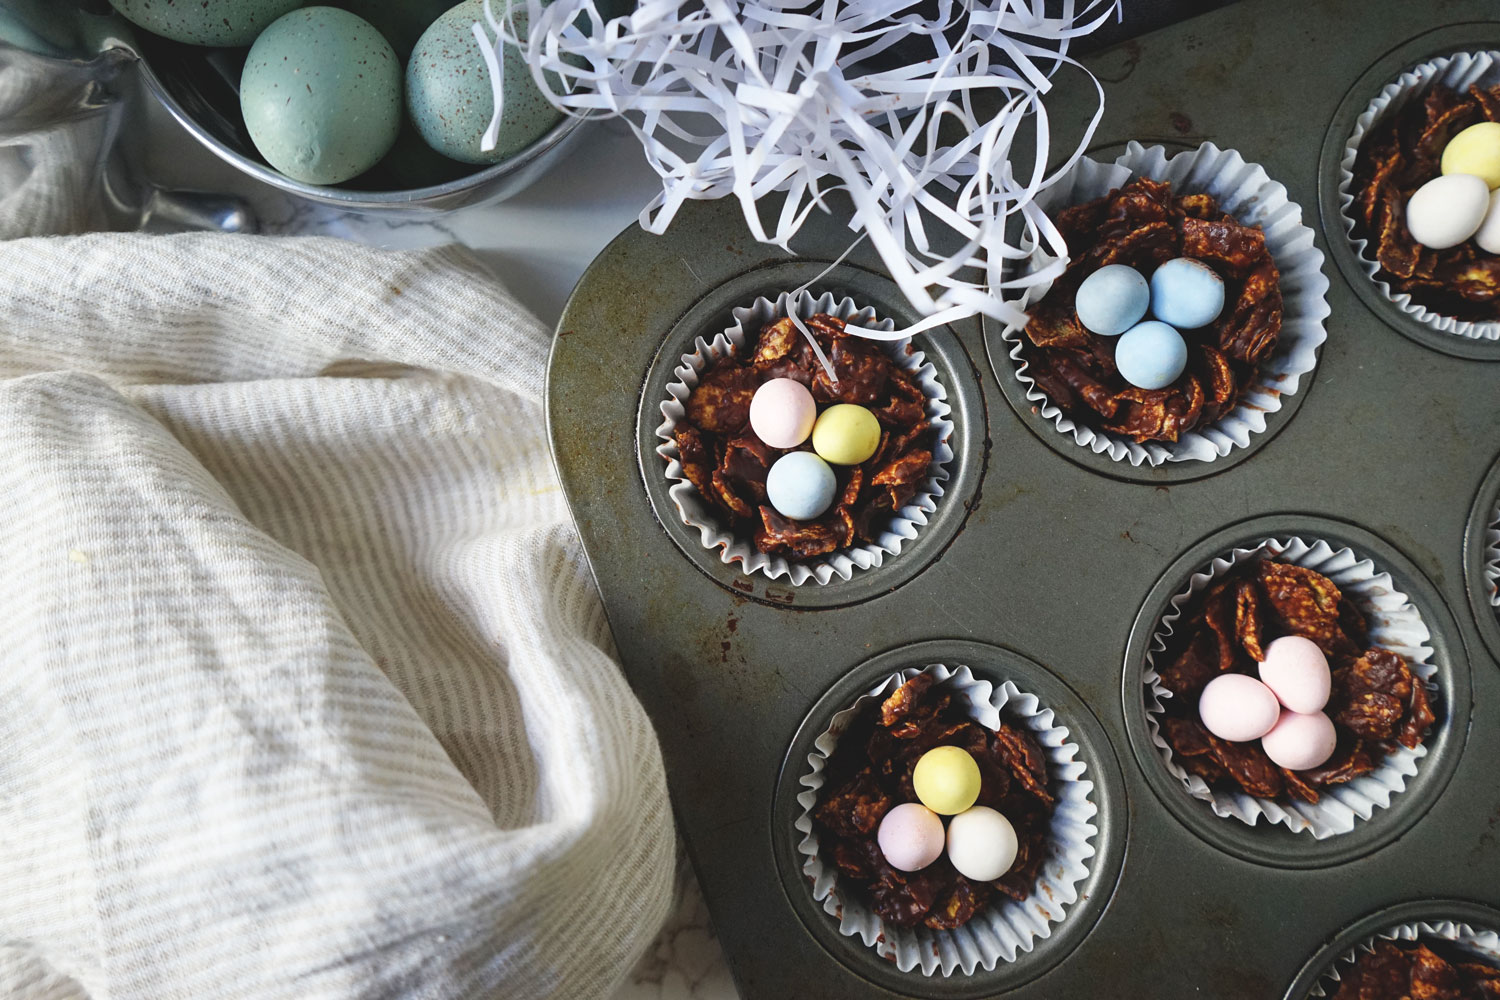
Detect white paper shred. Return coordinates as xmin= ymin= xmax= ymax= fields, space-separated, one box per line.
xmin=473 ymin=0 xmax=1122 ymax=335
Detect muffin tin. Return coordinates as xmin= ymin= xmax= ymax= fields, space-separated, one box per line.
xmin=547 ymin=1 xmax=1500 ymax=996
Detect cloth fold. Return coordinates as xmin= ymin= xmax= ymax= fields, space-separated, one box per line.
xmin=0 ymin=232 xmax=674 ymax=1000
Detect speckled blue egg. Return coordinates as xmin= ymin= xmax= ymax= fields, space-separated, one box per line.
xmin=406 ymin=0 xmax=564 ymax=164
xmin=240 ymin=7 xmax=402 ymax=185
xmin=108 ymin=0 xmax=307 ymax=46
xmin=1115 ymin=321 xmax=1188 ymax=390
xmin=1150 ymin=257 xmax=1225 ymax=330
xmin=766 ymin=452 xmax=837 ymax=521
xmin=1074 ymin=264 xmax=1149 ymax=336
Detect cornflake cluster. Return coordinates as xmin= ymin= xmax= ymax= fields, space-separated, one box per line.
xmin=1329 ymin=940 xmax=1500 ymax=1000
xmin=813 ymin=673 xmax=1055 ymax=930
xmin=1157 ymin=557 xmax=1435 ymax=804
xmin=1021 ymin=178 xmax=1282 ymax=444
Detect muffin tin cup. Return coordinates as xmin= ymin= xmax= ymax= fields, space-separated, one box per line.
xmin=1283 ymin=900 xmax=1500 ymax=999
xmin=793 ymin=662 xmax=1098 ymax=977
xmin=998 ymin=140 xmax=1330 ymax=467
xmin=1335 ymin=49 xmax=1500 ymax=343
xmin=1463 ymin=452 xmax=1500 ymax=665
xmin=655 ymin=289 xmax=956 ymax=586
xmin=1308 ymin=919 xmax=1500 ymax=997
xmin=1143 ymin=535 xmax=1440 ymax=840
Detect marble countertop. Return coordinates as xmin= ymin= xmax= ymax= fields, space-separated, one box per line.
xmin=130 ymin=76 xmax=738 ymax=1000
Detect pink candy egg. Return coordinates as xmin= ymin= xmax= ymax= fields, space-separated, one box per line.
xmin=1260 ymin=710 xmax=1337 ymax=771
xmin=1258 ymin=635 xmax=1332 ymax=714
xmin=876 ymin=802 xmax=945 ymax=872
xmin=748 ymin=378 xmax=816 ymax=449
xmin=1198 ymin=673 xmax=1281 ymax=742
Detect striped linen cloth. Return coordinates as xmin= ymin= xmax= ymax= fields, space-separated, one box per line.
xmin=0 ymin=233 xmax=675 ymax=1000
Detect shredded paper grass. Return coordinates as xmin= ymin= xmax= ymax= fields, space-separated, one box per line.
xmin=474 ymin=0 xmax=1121 ymax=335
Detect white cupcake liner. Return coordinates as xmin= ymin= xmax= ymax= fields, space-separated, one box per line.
xmin=1143 ymin=536 xmax=1440 ymax=839
xmin=1001 ymin=141 xmax=1330 ymax=466
xmin=1485 ymin=501 xmax=1499 ymax=607
xmin=1336 ymin=50 xmax=1500 ymax=342
xmin=655 ymin=290 xmax=955 ymax=585
xmin=1309 ymin=919 xmax=1500 ymax=997
xmin=794 ymin=663 xmax=1098 ymax=977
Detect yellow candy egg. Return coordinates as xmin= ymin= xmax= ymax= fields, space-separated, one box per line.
xmin=911 ymin=746 xmax=981 ymax=815
xmin=1442 ymin=122 xmax=1500 ymax=189
xmin=811 ymin=404 xmax=880 ymax=466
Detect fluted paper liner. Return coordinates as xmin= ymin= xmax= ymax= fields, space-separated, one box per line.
xmin=1309 ymin=919 xmax=1500 ymax=997
xmin=794 ymin=663 xmax=1098 ymax=977
xmin=656 ymin=290 xmax=955 ymax=585
xmin=1485 ymin=500 xmax=1499 ymax=608
xmin=1336 ymin=50 xmax=1500 ymax=342
xmin=1001 ymin=141 xmax=1330 ymax=466
xmin=1143 ymin=537 xmax=1440 ymax=839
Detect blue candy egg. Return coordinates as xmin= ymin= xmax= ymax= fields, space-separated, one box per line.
xmin=1115 ymin=321 xmax=1188 ymax=390
xmin=1150 ymin=257 xmax=1225 ymax=329
xmin=766 ymin=452 xmax=837 ymax=521
xmin=1074 ymin=264 xmax=1150 ymax=336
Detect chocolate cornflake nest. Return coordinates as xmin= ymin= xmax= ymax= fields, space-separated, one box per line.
xmin=1328 ymin=939 xmax=1500 ymax=1000
xmin=1020 ymin=177 xmax=1282 ymax=444
xmin=811 ymin=673 xmax=1055 ymax=931
xmin=672 ymin=312 xmax=933 ymax=560
xmin=1351 ymin=82 xmax=1500 ymax=322
xmin=1156 ymin=556 xmax=1436 ymax=804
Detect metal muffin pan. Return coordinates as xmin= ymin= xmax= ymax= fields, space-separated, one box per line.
xmin=548 ymin=1 xmax=1500 ymax=996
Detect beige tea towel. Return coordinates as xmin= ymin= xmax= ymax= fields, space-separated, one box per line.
xmin=0 ymin=232 xmax=675 ymax=1000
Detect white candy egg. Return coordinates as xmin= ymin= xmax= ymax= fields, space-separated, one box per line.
xmin=945 ymin=806 xmax=1019 ymax=882
xmin=1406 ymin=173 xmax=1490 ymax=250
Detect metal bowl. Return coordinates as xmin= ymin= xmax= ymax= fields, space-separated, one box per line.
xmin=116 ymin=15 xmax=588 ymax=215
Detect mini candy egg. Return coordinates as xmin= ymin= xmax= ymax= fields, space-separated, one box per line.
xmin=407 ymin=0 xmax=564 ymax=164
xmin=1476 ymin=189 xmax=1500 ymax=255
xmin=108 ymin=0 xmax=305 ymax=46
xmin=1441 ymin=121 xmax=1500 ymax=189
xmin=876 ymin=802 xmax=946 ymax=872
xmin=1406 ymin=173 xmax=1490 ymax=250
xmin=1074 ymin=264 xmax=1150 ymax=336
xmin=1198 ymin=673 xmax=1281 ymax=743
xmin=1114 ymin=321 xmax=1188 ymax=391
xmin=1258 ymin=635 xmax=1331 ymax=714
xmin=749 ymin=378 xmax=816 ymax=449
xmin=1150 ymin=257 xmax=1225 ymax=329
xmin=945 ymin=806 xmax=1019 ymax=882
xmin=765 ymin=452 xmax=836 ymax=521
xmin=1260 ymin=710 xmax=1337 ymax=772
xmin=811 ymin=404 xmax=880 ymax=466
xmin=912 ymin=745 xmax=981 ymax=815
xmin=240 ymin=8 xmax=402 ymax=186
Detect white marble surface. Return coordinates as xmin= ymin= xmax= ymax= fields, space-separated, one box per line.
xmin=129 ymin=73 xmax=739 ymax=1000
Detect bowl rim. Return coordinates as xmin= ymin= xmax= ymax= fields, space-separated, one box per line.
xmin=128 ymin=41 xmax=591 ymax=208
